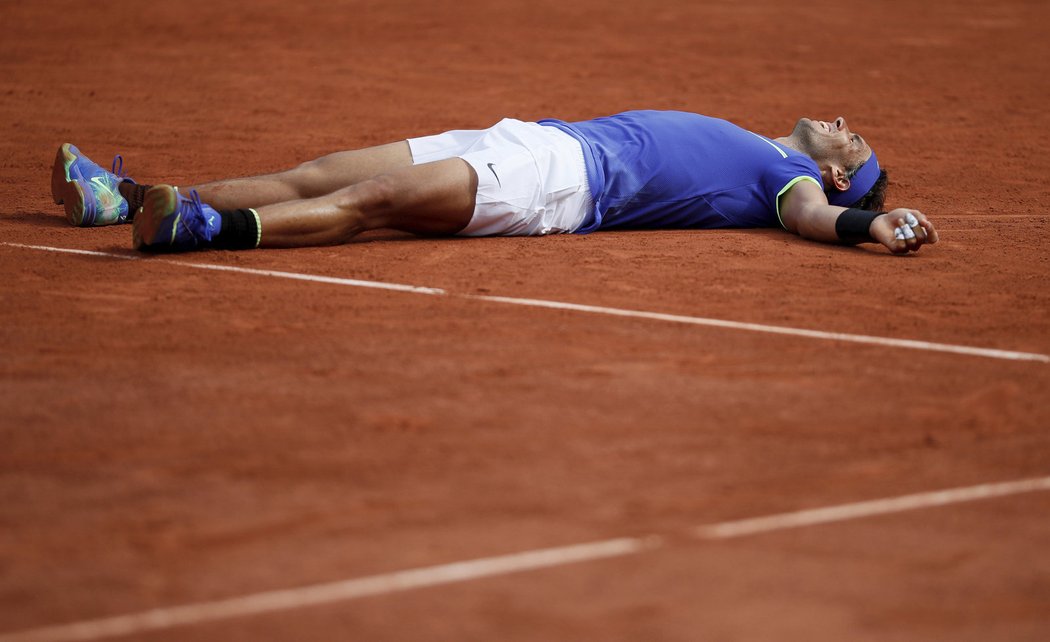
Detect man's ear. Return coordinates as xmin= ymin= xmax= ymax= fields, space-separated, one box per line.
xmin=831 ymin=165 xmax=851 ymax=192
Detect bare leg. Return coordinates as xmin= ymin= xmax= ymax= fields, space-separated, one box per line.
xmin=184 ymin=141 xmax=414 ymax=210
xmin=255 ymin=158 xmax=478 ymax=248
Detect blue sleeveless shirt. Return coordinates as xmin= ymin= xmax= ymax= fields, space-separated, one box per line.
xmin=539 ymin=110 xmax=822 ymax=234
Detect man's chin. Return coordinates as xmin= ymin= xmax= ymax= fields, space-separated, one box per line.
xmin=792 ymin=118 xmax=815 ymax=137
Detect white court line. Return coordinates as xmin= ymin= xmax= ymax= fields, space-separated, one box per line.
xmin=176 ymin=261 xmax=447 ymax=295
xmin=1 ymin=243 xmax=444 ymax=295
xmin=941 ymin=214 xmax=1050 ymax=219
xmin=2 ymin=475 xmax=1048 ymax=642
xmin=3 ymin=242 xmax=1048 ymax=363
xmin=0 ymin=538 xmax=659 ymax=642
xmin=695 ymin=475 xmax=1050 ymax=539
xmin=2 ymin=243 xmax=140 ymax=260
xmin=469 ymin=294 xmax=1049 ymax=363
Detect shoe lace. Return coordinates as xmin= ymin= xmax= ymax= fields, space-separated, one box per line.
xmin=179 ymin=189 xmax=211 ymax=242
xmin=110 ymin=155 xmax=128 ymax=180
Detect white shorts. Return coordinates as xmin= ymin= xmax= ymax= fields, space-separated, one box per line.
xmin=407 ymin=119 xmax=594 ymax=236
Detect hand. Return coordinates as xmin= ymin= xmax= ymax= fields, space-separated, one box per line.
xmin=870 ymin=208 xmax=939 ymax=254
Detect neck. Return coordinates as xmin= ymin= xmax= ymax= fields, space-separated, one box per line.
xmin=773 ymin=133 xmax=831 ymax=190
xmin=773 ymin=134 xmax=804 ymax=154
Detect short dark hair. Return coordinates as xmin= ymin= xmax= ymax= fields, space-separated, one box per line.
xmin=846 ymin=168 xmax=888 ymax=211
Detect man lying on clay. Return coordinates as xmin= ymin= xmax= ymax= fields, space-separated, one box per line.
xmin=50 ymin=111 xmax=937 ymax=254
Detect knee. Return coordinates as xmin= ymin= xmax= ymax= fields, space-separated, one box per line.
xmin=337 ymin=174 xmax=399 ymax=212
xmin=285 ymin=160 xmax=329 ymax=200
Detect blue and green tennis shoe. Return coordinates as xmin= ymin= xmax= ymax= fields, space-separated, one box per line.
xmin=50 ymin=143 xmax=133 ymax=226
xmin=132 ymin=185 xmax=221 ymax=252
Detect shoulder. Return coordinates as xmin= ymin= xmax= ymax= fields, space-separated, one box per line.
xmin=777 ymin=176 xmax=828 ymax=231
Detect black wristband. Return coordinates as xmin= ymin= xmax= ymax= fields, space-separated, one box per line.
xmin=835 ymin=208 xmax=881 ymax=244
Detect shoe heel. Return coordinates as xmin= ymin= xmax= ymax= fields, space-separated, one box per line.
xmin=63 ymin=180 xmax=92 ymax=227
xmin=50 ymin=143 xmax=75 ymax=205
xmin=133 ymin=184 xmax=177 ymax=250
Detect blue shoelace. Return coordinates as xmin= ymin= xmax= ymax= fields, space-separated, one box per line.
xmin=111 ymin=155 xmax=130 ymax=182
xmin=179 ymin=189 xmax=212 ymax=242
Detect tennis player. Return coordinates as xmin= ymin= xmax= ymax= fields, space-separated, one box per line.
xmin=50 ymin=111 xmax=937 ymax=254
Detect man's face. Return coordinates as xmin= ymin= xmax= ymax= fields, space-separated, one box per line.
xmin=794 ymin=117 xmax=872 ymax=171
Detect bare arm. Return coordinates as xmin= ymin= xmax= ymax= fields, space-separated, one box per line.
xmin=778 ymin=179 xmax=939 ymax=254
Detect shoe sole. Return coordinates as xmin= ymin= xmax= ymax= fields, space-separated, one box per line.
xmin=51 ymin=144 xmax=91 ymax=226
xmin=132 ymin=184 xmax=178 ymax=250
xmin=50 ymin=144 xmax=73 ymax=205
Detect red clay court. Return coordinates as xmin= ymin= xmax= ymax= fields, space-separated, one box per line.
xmin=1 ymin=0 xmax=1049 ymax=640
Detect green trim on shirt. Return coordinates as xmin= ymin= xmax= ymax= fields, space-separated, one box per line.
xmin=775 ymin=176 xmax=822 ymax=229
